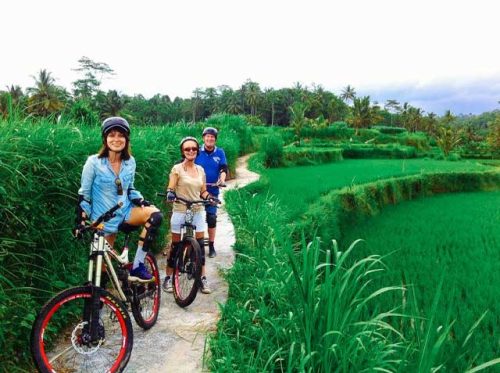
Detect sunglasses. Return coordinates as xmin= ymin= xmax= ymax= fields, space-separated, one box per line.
xmin=115 ymin=178 xmax=123 ymax=195
xmin=183 ymin=147 xmax=198 ymax=152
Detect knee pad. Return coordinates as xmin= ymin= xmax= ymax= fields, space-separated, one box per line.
xmin=197 ymin=239 xmax=206 ymax=266
xmin=206 ymin=213 xmax=217 ymax=229
xmin=143 ymin=211 xmax=163 ymax=250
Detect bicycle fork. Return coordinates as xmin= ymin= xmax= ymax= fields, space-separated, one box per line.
xmin=82 ymin=234 xmax=107 ymax=344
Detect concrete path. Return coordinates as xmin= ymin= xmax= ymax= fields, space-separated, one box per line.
xmin=125 ymin=154 xmax=259 ymax=372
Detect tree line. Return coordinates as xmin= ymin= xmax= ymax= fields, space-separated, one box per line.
xmin=0 ymin=57 xmax=499 ymax=152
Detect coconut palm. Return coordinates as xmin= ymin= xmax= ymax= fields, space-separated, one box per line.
xmin=243 ymin=80 xmax=261 ymax=116
xmin=99 ymin=90 xmax=126 ymax=118
xmin=203 ymin=87 xmax=220 ymax=115
xmin=340 ymin=85 xmax=356 ymax=105
xmin=423 ymin=112 xmax=438 ymax=135
xmin=441 ymin=110 xmax=455 ymax=126
xmin=289 ymin=102 xmax=307 ymax=145
xmin=6 ymin=85 xmax=24 ymax=103
xmin=265 ymin=88 xmax=278 ymax=126
xmin=27 ymin=69 xmax=65 ymax=117
xmin=191 ymin=88 xmax=204 ymax=122
xmin=384 ymin=99 xmax=400 ymax=126
xmin=486 ymin=114 xmax=500 ymax=152
xmin=224 ymin=91 xmax=242 ymax=114
xmin=348 ymin=96 xmax=372 ymax=135
xmin=436 ymin=125 xmax=462 ymax=156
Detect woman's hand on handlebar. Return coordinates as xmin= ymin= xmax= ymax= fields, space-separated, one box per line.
xmin=206 ymin=195 xmax=220 ymax=206
xmin=166 ymin=190 xmax=176 ymax=202
xmin=73 ymin=223 xmax=85 ymax=240
xmin=72 ymin=202 xmax=122 ymax=238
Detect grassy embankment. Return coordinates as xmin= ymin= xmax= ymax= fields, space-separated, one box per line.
xmin=210 ymin=156 xmax=499 ymax=372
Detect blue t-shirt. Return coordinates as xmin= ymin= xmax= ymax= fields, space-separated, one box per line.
xmin=195 ymin=145 xmax=227 ymax=197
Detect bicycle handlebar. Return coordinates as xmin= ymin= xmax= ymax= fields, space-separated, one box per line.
xmin=82 ymin=202 xmax=123 ymax=231
xmin=206 ymin=182 xmax=226 ymax=188
xmin=156 ymin=193 xmax=221 ymax=206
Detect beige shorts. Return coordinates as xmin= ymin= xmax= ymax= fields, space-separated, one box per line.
xmin=170 ymin=211 xmax=206 ymax=234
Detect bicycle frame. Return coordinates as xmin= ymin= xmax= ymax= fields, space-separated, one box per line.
xmin=180 ymin=207 xmax=196 ymax=241
xmin=87 ymin=227 xmax=133 ymax=302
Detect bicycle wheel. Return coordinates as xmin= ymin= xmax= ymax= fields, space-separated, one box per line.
xmin=172 ymin=237 xmax=202 ymax=307
xmin=31 ymin=286 xmax=133 ymax=373
xmin=131 ymin=252 xmax=161 ymax=329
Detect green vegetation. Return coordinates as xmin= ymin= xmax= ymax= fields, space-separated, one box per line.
xmin=1 ymin=57 xmax=499 ymax=160
xmin=262 ymin=159 xmax=492 ymax=220
xmin=211 ymin=177 xmax=499 ymax=371
xmin=1 ymin=67 xmax=498 ymax=371
xmin=212 ymin=149 xmax=499 ymax=371
xmin=342 ymin=191 xmax=500 ymax=369
xmin=0 ymin=115 xmax=251 ymax=369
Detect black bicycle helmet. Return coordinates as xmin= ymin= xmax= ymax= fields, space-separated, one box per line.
xmin=101 ymin=117 xmax=130 ymax=137
xmin=179 ymin=136 xmax=199 ymax=155
xmin=202 ymin=127 xmax=218 ymax=139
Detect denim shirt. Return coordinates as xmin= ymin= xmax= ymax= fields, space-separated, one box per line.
xmin=78 ymin=154 xmax=143 ymax=233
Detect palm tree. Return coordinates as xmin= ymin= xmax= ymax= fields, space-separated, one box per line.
xmin=191 ymin=88 xmax=203 ymax=122
xmin=289 ymin=102 xmax=307 ymax=145
xmin=436 ymin=125 xmax=462 ymax=156
xmin=348 ymin=96 xmax=372 ymax=135
xmin=243 ymin=80 xmax=261 ymax=116
xmin=441 ymin=110 xmax=455 ymax=126
xmin=399 ymin=103 xmax=424 ymax=132
xmin=423 ymin=112 xmax=438 ymax=135
xmin=384 ymin=99 xmax=400 ymax=126
xmin=340 ymin=85 xmax=356 ymax=105
xmin=203 ymin=87 xmax=220 ymax=115
xmin=7 ymin=85 xmax=24 ymax=103
xmin=100 ymin=90 xmax=125 ymax=118
xmin=327 ymin=96 xmax=349 ymax=123
xmin=265 ymin=88 xmax=278 ymax=126
xmin=27 ymin=69 xmax=65 ymax=117
xmin=225 ymin=91 xmax=242 ymax=114
xmin=486 ymin=115 xmax=500 ymax=152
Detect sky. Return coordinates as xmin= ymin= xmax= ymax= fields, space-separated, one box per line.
xmin=1 ymin=0 xmax=499 ymax=115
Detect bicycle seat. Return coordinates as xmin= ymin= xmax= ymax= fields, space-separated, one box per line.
xmin=118 ymin=222 xmax=141 ymax=233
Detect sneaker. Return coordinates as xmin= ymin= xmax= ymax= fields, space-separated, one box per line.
xmin=208 ymin=245 xmax=217 ymax=258
xmin=162 ymin=276 xmax=173 ymax=293
xmin=200 ymin=276 xmax=212 ymax=294
xmin=129 ymin=263 xmax=153 ymax=281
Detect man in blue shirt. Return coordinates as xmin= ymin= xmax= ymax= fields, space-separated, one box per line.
xmin=195 ymin=127 xmax=228 ymax=258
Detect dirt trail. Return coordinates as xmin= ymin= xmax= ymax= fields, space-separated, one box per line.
xmin=125 ymin=154 xmax=259 ymax=373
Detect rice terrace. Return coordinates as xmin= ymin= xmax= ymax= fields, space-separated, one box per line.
xmin=0 ymin=75 xmax=499 ymax=372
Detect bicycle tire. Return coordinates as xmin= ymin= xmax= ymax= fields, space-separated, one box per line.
xmin=31 ymin=286 xmax=133 ymax=373
xmin=131 ymin=252 xmax=161 ymax=329
xmin=172 ymin=237 xmax=202 ymax=307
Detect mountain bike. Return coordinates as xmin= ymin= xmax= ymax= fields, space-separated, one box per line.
xmin=30 ymin=202 xmax=161 ymax=373
xmin=157 ymin=193 xmax=219 ymax=307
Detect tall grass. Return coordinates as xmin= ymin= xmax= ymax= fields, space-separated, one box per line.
xmin=0 ymin=116 xmax=245 ymax=369
xmin=341 ymin=191 xmax=500 ymax=369
xmin=212 ymin=182 xmax=498 ymax=371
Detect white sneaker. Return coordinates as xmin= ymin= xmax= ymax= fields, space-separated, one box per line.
xmin=200 ymin=276 xmax=212 ymax=294
xmin=162 ymin=276 xmax=173 ymax=293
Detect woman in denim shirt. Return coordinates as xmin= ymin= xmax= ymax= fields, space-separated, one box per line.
xmin=75 ymin=117 xmax=163 ymax=281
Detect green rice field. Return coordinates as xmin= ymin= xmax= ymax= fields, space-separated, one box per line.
xmin=264 ymin=159 xmax=493 ymax=220
xmin=341 ymin=191 xmax=500 ymax=368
